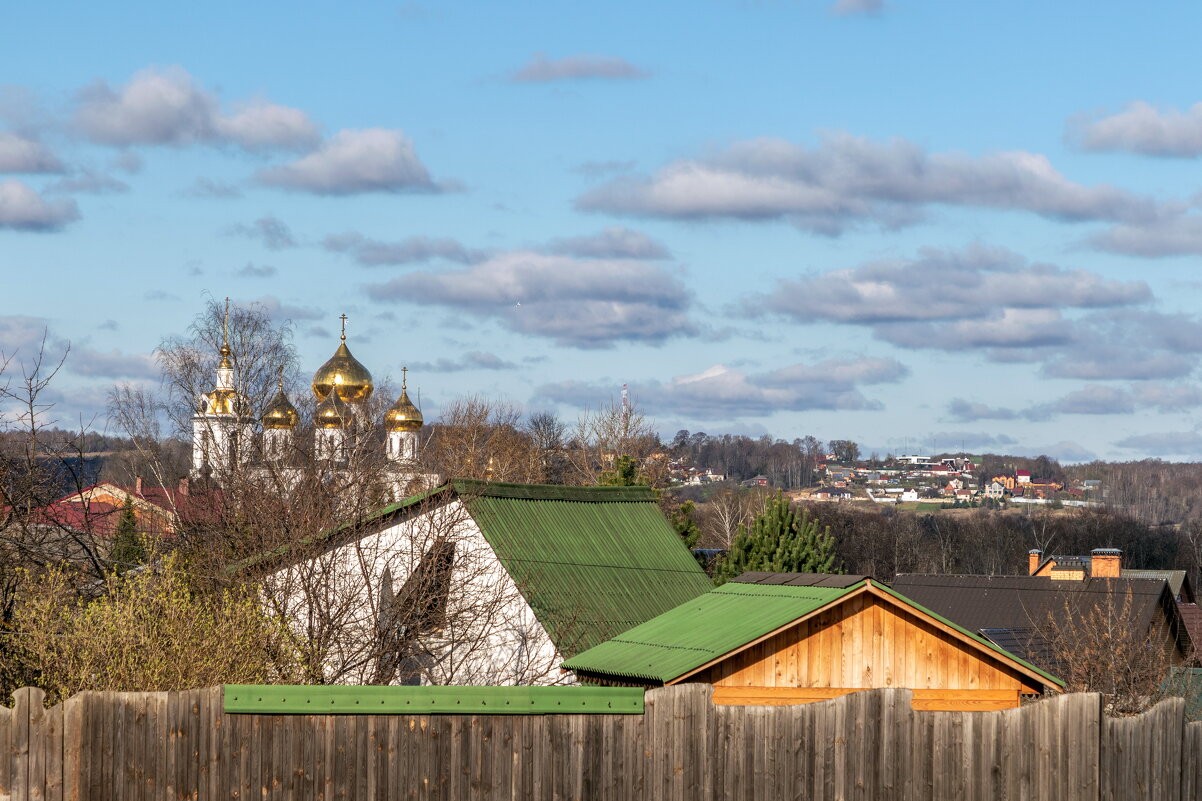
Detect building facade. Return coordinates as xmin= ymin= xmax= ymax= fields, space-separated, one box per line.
xmin=190 ymin=305 xmax=429 ymax=496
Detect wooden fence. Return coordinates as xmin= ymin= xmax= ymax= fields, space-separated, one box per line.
xmin=2 ymin=684 xmax=1200 ymax=800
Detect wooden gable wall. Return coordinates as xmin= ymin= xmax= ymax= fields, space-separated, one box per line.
xmin=687 ymin=589 xmax=1042 ymax=710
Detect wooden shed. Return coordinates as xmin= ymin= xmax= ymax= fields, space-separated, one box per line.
xmin=563 ymin=573 xmax=1063 ymax=711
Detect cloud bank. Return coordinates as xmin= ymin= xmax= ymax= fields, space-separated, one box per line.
xmin=577 ymin=134 xmax=1157 ymax=234
xmin=367 ymin=250 xmax=695 ymax=348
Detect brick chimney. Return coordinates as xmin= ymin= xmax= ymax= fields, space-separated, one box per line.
xmin=177 ymin=477 xmax=189 ymax=497
xmin=1091 ymin=548 xmax=1122 ymax=578
xmin=134 ymin=476 xmax=142 ymax=496
xmin=1028 ymin=549 xmax=1043 ymax=575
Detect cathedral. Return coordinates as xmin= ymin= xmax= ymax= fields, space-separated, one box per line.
xmin=189 ymin=306 xmax=429 ymax=494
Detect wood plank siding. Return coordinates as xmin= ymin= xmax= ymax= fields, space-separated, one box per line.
xmin=690 ymin=590 xmax=1040 ymax=709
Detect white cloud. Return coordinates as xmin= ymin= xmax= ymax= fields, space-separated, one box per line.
xmin=578 ymin=134 xmax=1158 ymax=234
xmin=511 ymin=53 xmax=649 ymax=83
xmin=73 ymin=66 xmax=319 ymax=152
xmin=1114 ymin=430 xmax=1202 ymax=457
xmin=747 ymin=244 xmax=1148 ymax=340
xmin=367 ymin=250 xmax=695 ymax=347
xmin=180 ymin=178 xmax=243 ymax=199
xmin=0 ymin=180 xmax=79 ymax=231
xmin=68 ymin=348 xmax=158 ymax=379
xmin=45 ymin=168 xmax=129 ymax=195
xmin=1089 ymin=214 xmax=1202 ymax=257
xmin=1025 ymin=386 xmax=1135 ymax=421
xmin=214 ymin=99 xmax=320 ymax=151
xmin=0 ymin=132 xmax=63 ymax=173
xmin=946 ymin=399 xmax=1020 ymax=422
xmin=257 ymin=128 xmax=439 ymax=195
xmin=409 ymin=351 xmax=519 ymax=372
xmin=324 ymin=232 xmax=484 ymax=265
xmin=229 ymin=215 xmax=296 ymax=250
xmin=546 ymin=226 xmax=671 ymax=260
xmin=1070 ymin=101 xmax=1202 ymax=157
xmin=536 ymin=357 xmax=908 ymax=419
xmin=1133 ymin=382 xmax=1202 ymax=412
xmin=237 ymin=263 xmax=277 ymax=278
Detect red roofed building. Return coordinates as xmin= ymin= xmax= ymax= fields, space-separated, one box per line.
xmin=7 ymin=478 xmax=221 ymax=550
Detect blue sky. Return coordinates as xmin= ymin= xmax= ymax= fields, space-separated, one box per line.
xmin=4 ymin=0 xmax=1202 ymax=462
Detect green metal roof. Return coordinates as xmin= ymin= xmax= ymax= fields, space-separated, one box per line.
xmin=228 ymin=480 xmax=714 ymax=657
xmin=455 ymin=480 xmax=715 ymax=656
xmin=223 ymin=684 xmax=644 ymax=715
xmin=563 ymin=579 xmax=1065 ymax=688
xmin=562 ymin=582 xmax=859 ymax=683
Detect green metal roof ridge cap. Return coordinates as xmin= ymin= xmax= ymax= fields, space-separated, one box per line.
xmin=874 ymin=582 xmax=1066 ymax=689
xmin=710 ymin=582 xmax=864 ymax=597
xmin=223 ymin=684 xmax=645 ymax=715
xmin=224 ymin=483 xmax=454 ymax=575
xmin=450 ymin=478 xmax=657 ymax=503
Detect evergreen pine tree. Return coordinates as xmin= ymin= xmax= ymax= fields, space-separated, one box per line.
xmin=597 ymin=454 xmax=648 ymax=487
xmin=715 ymin=492 xmax=842 ymax=584
xmin=109 ymin=500 xmax=147 ymax=573
xmin=669 ymin=500 xmax=701 ymax=550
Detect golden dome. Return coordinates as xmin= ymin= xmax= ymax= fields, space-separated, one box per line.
xmin=312 ymin=318 xmax=373 ymax=403
xmin=261 ymin=387 xmax=299 ymax=430
xmin=199 ymin=388 xmax=246 ymax=417
xmin=385 ymin=389 xmax=423 ymax=432
xmin=314 ymin=391 xmax=347 ymax=429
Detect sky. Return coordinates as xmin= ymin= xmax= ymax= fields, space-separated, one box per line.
xmin=3 ymin=1 xmax=1202 ymax=463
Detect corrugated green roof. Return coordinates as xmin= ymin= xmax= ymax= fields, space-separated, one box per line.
xmin=563 ymin=582 xmax=859 ymax=683
xmin=229 ymin=480 xmax=714 ymax=657
xmin=457 ymin=480 xmax=715 ymax=656
xmin=564 ymin=579 xmax=1065 ymax=688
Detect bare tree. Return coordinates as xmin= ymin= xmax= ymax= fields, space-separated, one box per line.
xmin=697 ymin=486 xmax=765 ymax=549
xmin=526 ymin=411 xmax=568 ymax=484
xmin=1040 ymin=585 xmax=1192 ymax=715
xmin=564 ymin=396 xmax=659 ymax=486
xmin=418 ymin=396 xmax=542 ymax=484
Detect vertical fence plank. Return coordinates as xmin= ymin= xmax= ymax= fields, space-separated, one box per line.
xmin=60 ymin=694 xmax=82 ymax=801
xmin=26 ymin=688 xmax=48 ymax=801
xmin=0 ymin=695 xmax=11 ymax=800
xmin=11 ymin=687 xmax=37 ymax=801
xmin=1103 ymin=697 xmax=1185 ymax=801
xmin=1182 ymin=720 xmax=1202 ymax=801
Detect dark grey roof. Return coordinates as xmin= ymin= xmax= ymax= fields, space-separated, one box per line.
xmin=979 ymin=627 xmax=1057 ymax=674
xmin=890 ymin=574 xmax=1182 ymax=667
xmin=733 ymin=572 xmax=870 ymax=589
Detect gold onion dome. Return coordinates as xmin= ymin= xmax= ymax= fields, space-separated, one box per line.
xmin=311 ymin=316 xmax=373 ymax=403
xmin=385 ymin=384 xmax=423 ymax=433
xmin=261 ymin=380 xmax=299 ymax=430
xmin=314 ymin=391 xmax=348 ymax=429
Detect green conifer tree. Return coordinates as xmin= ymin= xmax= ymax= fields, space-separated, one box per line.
xmin=597 ymin=454 xmax=648 ymax=487
xmin=715 ymin=492 xmax=842 ymax=584
xmin=669 ymin=500 xmax=701 ymax=550
xmin=109 ymin=501 xmax=147 ymax=573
